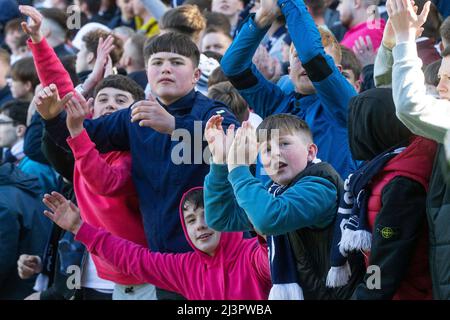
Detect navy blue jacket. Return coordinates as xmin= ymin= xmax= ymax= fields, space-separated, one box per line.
xmin=0 ymin=85 xmax=13 ymax=108
xmin=0 ymin=163 xmax=51 ymax=299
xmin=221 ymin=0 xmax=357 ymax=179
xmin=45 ymin=90 xmax=239 ymax=253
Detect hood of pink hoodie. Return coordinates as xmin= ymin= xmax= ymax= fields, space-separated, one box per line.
xmin=179 ymin=186 xmax=244 ymax=267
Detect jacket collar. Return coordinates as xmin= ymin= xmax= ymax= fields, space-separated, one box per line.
xmin=158 ymin=89 xmax=196 ymax=112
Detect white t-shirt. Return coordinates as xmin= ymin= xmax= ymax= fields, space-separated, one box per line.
xmin=81 ymin=253 xmax=115 ymax=292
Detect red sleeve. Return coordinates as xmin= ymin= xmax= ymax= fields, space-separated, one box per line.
xmin=75 ymin=222 xmax=189 ymax=295
xmin=67 ymin=129 xmax=136 ymax=197
xmin=27 ymin=38 xmax=74 ymax=97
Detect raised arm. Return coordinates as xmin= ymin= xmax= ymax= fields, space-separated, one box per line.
xmin=388 ymin=0 xmax=450 ymax=143
xmin=279 ymin=0 xmax=356 ymax=124
xmin=221 ymin=4 xmax=287 ymax=119
xmin=203 ymin=116 xmax=252 ymax=231
xmin=43 ymin=192 xmax=187 ymax=296
xmin=20 ymin=6 xmax=74 ymax=97
xmin=228 ymin=166 xmax=337 ymax=235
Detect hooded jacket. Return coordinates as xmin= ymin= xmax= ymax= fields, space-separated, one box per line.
xmin=75 ymin=187 xmax=272 ymax=300
xmin=348 ymin=88 xmax=436 ymax=300
xmin=0 ymin=163 xmax=51 ymax=299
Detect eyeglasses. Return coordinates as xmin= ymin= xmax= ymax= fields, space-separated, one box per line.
xmin=0 ymin=120 xmax=14 ymax=125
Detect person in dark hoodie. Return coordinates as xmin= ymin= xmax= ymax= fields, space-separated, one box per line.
xmin=326 ymin=88 xmax=437 ymax=300
xmin=0 ymin=162 xmax=51 ymax=300
xmin=41 ymin=187 xmax=272 ymax=300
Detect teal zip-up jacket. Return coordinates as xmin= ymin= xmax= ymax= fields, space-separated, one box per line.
xmin=204 ymin=164 xmax=337 ymax=235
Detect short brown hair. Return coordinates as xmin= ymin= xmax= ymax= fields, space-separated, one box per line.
xmin=208 ymin=81 xmax=248 ymax=122
xmin=11 ymin=57 xmax=39 ymax=90
xmin=207 ymin=66 xmax=228 ymax=87
xmin=257 ymin=114 xmax=313 ymax=144
xmin=82 ymin=30 xmax=124 ymax=66
xmin=340 ymin=45 xmax=362 ymax=81
xmin=442 ymin=46 xmax=450 ymax=58
xmin=424 ymin=59 xmax=441 ymax=86
xmin=4 ymin=18 xmax=24 ymax=34
xmin=128 ymin=34 xmax=147 ymax=69
xmin=183 ymin=0 xmax=212 ymax=12
xmin=440 ymin=16 xmax=450 ymax=48
xmin=160 ymin=5 xmax=206 ymax=38
xmin=144 ymin=32 xmax=200 ymax=67
xmin=94 ymin=75 xmax=145 ymax=102
xmin=204 ymin=11 xmax=231 ymax=36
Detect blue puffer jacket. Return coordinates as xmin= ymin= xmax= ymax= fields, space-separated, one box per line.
xmin=221 ymin=0 xmax=358 ymax=179
xmin=0 ymin=163 xmax=51 ymax=300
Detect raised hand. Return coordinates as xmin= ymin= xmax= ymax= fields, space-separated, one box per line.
xmin=34 ymin=84 xmax=73 ymax=120
xmin=19 ymin=5 xmax=44 ymax=43
xmin=386 ymin=0 xmax=431 ymax=43
xmin=65 ymin=91 xmax=94 ymax=138
xmin=130 ymin=95 xmax=175 ymax=135
xmin=83 ymin=35 xmax=116 ymax=95
xmin=255 ymin=0 xmax=282 ymax=28
xmin=227 ymin=121 xmax=258 ymax=172
xmin=205 ymin=115 xmax=236 ymax=164
xmin=353 ymin=36 xmax=376 ymax=67
xmin=43 ymin=192 xmax=83 ymax=235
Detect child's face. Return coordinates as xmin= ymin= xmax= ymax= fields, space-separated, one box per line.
xmin=9 ymin=78 xmax=31 ymax=99
xmin=183 ymin=203 xmax=221 ymax=257
xmin=118 ymin=0 xmax=134 ymax=20
xmin=0 ymin=113 xmax=19 ymax=148
xmin=342 ymin=69 xmax=361 ymax=93
xmin=93 ymin=87 xmax=135 ymax=119
xmin=76 ymin=42 xmax=94 ymax=74
xmin=201 ymin=32 xmax=232 ymax=55
xmin=260 ymin=132 xmax=317 ymax=186
xmin=5 ymin=30 xmax=21 ymax=51
xmin=147 ymin=52 xmax=200 ymax=105
xmin=437 ymin=56 xmax=450 ymax=101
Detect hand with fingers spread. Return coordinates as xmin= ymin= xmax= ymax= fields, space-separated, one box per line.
xmin=227 ymin=121 xmax=258 ymax=172
xmin=83 ymin=35 xmax=116 ymax=95
xmin=19 ymin=5 xmax=43 ymax=43
xmin=205 ymin=115 xmax=236 ymax=164
xmin=130 ymin=95 xmax=175 ymax=135
xmin=43 ymin=192 xmax=83 ymax=235
xmin=386 ymin=0 xmax=431 ymax=43
xmin=383 ymin=3 xmax=425 ymax=50
xmin=17 ymin=254 xmax=43 ymax=280
xmin=65 ymin=91 xmax=94 ymax=138
xmin=353 ymin=36 xmax=376 ymax=67
xmin=34 ymin=84 xmax=73 ymax=120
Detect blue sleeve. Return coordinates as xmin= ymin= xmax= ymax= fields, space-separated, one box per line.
xmin=204 ymin=163 xmax=253 ymax=231
xmin=45 ymin=108 xmax=131 ymax=154
xmin=24 ymin=113 xmax=49 ymax=165
xmin=0 ymin=203 xmax=19 ymax=285
xmin=228 ymin=166 xmax=337 ymax=235
xmin=221 ymin=15 xmax=288 ymax=119
xmin=279 ymin=0 xmax=357 ymax=126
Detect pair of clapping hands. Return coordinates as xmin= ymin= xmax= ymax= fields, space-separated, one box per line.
xmin=205 ymin=115 xmax=258 ymax=172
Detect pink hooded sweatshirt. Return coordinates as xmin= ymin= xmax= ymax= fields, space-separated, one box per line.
xmin=28 ymin=38 xmax=148 ymax=285
xmin=75 ymin=187 xmax=272 ymax=299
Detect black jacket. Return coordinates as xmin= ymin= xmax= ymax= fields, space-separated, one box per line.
xmin=288 ymin=162 xmax=366 ymax=300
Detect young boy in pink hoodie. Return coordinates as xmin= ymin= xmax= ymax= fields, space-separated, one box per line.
xmin=42 ymin=187 xmax=272 ymax=300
